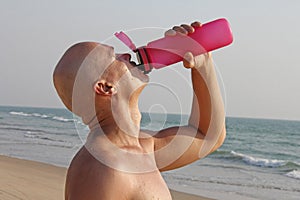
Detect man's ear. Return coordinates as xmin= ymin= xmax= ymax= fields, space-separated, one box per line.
xmin=94 ymin=81 xmax=117 ymax=96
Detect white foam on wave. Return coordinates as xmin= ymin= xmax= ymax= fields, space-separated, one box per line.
xmin=32 ymin=113 xmax=48 ymax=118
xmin=10 ymin=111 xmax=49 ymax=118
xmin=52 ymin=116 xmax=75 ymax=122
xmin=231 ymin=151 xmax=286 ymax=168
xmin=24 ymin=131 xmax=38 ymax=138
xmin=9 ymin=111 xmax=31 ymax=116
xmin=9 ymin=111 xmax=75 ymax=123
xmin=285 ymin=170 xmax=300 ymax=180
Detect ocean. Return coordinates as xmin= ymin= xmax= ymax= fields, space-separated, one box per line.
xmin=0 ymin=105 xmax=299 ymax=200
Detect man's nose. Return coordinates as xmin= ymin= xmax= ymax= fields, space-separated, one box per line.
xmin=117 ymin=53 xmax=131 ymax=61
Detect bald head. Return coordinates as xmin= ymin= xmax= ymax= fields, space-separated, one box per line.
xmin=53 ymin=42 xmax=98 ymax=110
xmin=53 ymin=42 xmax=115 ymax=123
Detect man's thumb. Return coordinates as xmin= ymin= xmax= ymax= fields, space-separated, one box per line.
xmin=183 ymin=52 xmax=195 ymax=68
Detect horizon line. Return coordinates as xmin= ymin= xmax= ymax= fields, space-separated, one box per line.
xmin=1 ymin=104 xmax=299 ymax=123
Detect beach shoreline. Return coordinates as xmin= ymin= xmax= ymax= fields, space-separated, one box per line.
xmin=0 ymin=155 xmax=213 ymax=200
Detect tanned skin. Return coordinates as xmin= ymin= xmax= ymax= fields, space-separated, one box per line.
xmin=53 ymin=22 xmax=226 ymax=200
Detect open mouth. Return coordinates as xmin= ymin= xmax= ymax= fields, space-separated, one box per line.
xmin=130 ymin=60 xmax=147 ymax=74
xmin=130 ymin=61 xmax=137 ymax=67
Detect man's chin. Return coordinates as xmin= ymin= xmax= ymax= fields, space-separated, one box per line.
xmin=140 ymin=74 xmax=150 ymax=83
xmin=130 ymin=67 xmax=149 ymax=83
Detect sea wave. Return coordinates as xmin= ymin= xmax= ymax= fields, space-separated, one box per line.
xmin=230 ymin=151 xmax=286 ymax=168
xmin=52 ymin=116 xmax=75 ymax=122
xmin=285 ymin=170 xmax=300 ymax=180
xmin=9 ymin=111 xmax=75 ymax=123
xmin=1 ymin=127 xmax=49 ymax=134
xmin=24 ymin=131 xmax=63 ymax=142
xmin=22 ymin=139 xmax=76 ymax=149
xmin=24 ymin=131 xmax=76 ymax=148
xmin=10 ymin=111 xmax=50 ymax=119
xmin=10 ymin=111 xmax=33 ymax=117
xmin=212 ymin=150 xmax=300 ymax=168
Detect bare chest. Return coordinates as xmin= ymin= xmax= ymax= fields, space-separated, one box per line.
xmin=130 ymin=171 xmax=172 ymax=200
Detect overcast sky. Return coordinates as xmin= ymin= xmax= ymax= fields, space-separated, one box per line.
xmin=1 ymin=0 xmax=300 ymax=121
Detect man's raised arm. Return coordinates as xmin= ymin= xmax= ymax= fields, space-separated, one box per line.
xmin=152 ymin=22 xmax=226 ymax=171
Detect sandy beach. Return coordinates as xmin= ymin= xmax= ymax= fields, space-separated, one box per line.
xmin=0 ymin=155 xmax=213 ymax=200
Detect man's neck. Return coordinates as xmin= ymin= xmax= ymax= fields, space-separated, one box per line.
xmin=88 ymin=108 xmax=142 ymax=149
xmin=84 ymin=106 xmax=159 ymax=173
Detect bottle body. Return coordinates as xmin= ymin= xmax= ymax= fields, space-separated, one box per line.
xmin=142 ymin=18 xmax=233 ymax=70
xmin=115 ymin=18 xmax=233 ymax=73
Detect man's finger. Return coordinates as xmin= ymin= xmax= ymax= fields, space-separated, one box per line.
xmin=180 ymin=24 xmax=195 ymax=34
xmin=183 ymin=52 xmax=195 ymax=68
xmin=164 ymin=29 xmax=177 ymax=37
xmin=191 ymin=21 xmax=202 ymax=28
xmin=173 ymin=26 xmax=188 ymax=35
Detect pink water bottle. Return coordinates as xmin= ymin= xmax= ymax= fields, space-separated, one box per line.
xmin=115 ymin=18 xmax=233 ymax=74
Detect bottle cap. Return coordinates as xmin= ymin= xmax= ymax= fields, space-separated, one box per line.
xmin=114 ymin=31 xmax=137 ymax=51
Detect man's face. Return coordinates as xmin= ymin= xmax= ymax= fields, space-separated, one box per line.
xmin=98 ymin=49 xmax=149 ymax=101
xmin=106 ymin=51 xmax=149 ymax=82
xmin=115 ymin=53 xmax=149 ymax=83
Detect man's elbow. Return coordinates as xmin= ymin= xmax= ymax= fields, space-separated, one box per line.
xmin=210 ymin=126 xmax=226 ymax=153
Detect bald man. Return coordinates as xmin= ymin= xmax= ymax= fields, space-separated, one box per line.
xmin=53 ymin=22 xmax=226 ymax=200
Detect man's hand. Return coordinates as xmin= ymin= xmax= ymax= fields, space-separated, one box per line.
xmin=164 ymin=21 xmax=212 ymax=74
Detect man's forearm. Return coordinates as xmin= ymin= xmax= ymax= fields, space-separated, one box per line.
xmin=188 ymin=55 xmax=225 ymax=157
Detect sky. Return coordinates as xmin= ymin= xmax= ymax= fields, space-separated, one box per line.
xmin=0 ymin=0 xmax=300 ymax=121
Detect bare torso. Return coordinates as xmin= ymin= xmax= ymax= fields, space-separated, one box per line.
xmin=65 ymin=143 xmax=172 ymax=200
